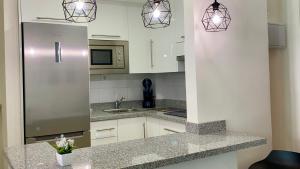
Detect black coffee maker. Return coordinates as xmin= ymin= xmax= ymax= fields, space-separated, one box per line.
xmin=142 ymin=78 xmax=155 ymax=108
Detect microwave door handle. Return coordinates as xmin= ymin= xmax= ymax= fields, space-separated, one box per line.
xmin=55 ymin=42 xmax=62 ymax=63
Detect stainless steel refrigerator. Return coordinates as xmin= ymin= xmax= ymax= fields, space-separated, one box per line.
xmin=22 ymin=22 xmax=90 ymax=147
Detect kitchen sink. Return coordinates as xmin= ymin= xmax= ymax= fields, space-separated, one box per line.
xmin=103 ymin=108 xmax=138 ymax=113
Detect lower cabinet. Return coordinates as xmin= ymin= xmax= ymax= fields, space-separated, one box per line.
xmin=118 ymin=117 xmax=146 ymax=142
xmin=91 ymin=117 xmax=186 ymax=147
xmin=147 ymin=117 xmax=186 ymax=137
xmin=91 ymin=120 xmax=118 ymax=146
xmin=146 ymin=117 xmax=161 ymax=138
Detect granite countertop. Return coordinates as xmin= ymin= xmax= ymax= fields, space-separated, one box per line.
xmin=90 ymin=100 xmax=187 ymax=124
xmin=91 ymin=109 xmax=186 ymax=124
xmin=5 ymin=131 xmax=266 ymax=169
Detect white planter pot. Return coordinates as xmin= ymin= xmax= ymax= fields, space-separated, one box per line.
xmin=56 ymin=152 xmax=73 ymax=166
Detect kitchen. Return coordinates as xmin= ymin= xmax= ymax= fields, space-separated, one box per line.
xmin=22 ymin=0 xmax=187 ymax=147
xmin=1 ymin=0 xmax=273 ymax=169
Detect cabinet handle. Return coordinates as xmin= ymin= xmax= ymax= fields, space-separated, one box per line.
xmin=92 ymin=34 xmax=121 ymax=38
xmin=96 ymin=128 xmax=115 ymax=132
xmin=95 ymin=136 xmax=116 ymax=139
xmin=143 ymin=123 xmax=146 ymax=139
xmin=55 ymin=42 xmax=62 ymax=63
xmin=150 ymin=39 xmax=154 ymax=67
xmin=164 ymin=128 xmax=180 ymax=133
xmin=36 ymin=17 xmax=68 ymax=22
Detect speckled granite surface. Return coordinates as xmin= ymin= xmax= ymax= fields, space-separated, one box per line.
xmin=90 ymin=100 xmax=187 ymax=124
xmin=186 ymin=121 xmax=227 ymax=134
xmin=5 ymin=132 xmax=266 ymax=169
xmin=91 ymin=110 xmax=187 ymax=124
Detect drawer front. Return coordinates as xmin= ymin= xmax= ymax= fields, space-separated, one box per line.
xmin=159 ymin=120 xmax=186 ymax=136
xmin=91 ymin=120 xmax=118 ymax=140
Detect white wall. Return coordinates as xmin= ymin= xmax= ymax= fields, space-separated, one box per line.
xmin=268 ymin=0 xmax=300 ymax=153
xmin=184 ymin=0 xmax=272 ymax=168
xmin=90 ymin=74 xmax=148 ymax=103
xmin=154 ymin=73 xmax=186 ymax=101
xmin=267 ymin=0 xmax=292 ymax=151
xmin=285 ymin=0 xmax=300 ymax=152
xmin=0 ymin=0 xmax=23 ymax=153
xmin=0 ymin=0 xmax=5 ymax=167
xmin=90 ymin=73 xmax=186 ymax=103
xmin=267 ymin=0 xmax=285 ymax=24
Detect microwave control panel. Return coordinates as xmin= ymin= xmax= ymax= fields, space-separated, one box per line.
xmin=116 ymin=46 xmax=125 ymax=68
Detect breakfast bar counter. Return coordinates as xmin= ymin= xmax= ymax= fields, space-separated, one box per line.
xmin=5 ymin=131 xmax=266 ymax=169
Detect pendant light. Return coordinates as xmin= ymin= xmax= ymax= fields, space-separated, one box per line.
xmin=141 ymin=0 xmax=172 ymax=29
xmin=201 ymin=0 xmax=231 ymax=32
xmin=62 ymin=0 xmax=97 ymax=23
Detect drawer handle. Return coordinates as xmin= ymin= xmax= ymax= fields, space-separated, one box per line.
xmin=164 ymin=128 xmax=180 ymax=133
xmin=96 ymin=128 xmax=115 ymax=132
xmin=95 ymin=136 xmax=116 ymax=139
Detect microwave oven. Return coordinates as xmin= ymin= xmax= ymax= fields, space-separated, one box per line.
xmin=89 ymin=40 xmax=129 ymax=74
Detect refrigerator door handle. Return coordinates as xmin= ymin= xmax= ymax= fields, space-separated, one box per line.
xmin=55 ymin=41 xmax=62 ymax=63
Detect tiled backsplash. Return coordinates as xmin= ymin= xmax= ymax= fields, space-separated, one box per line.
xmin=90 ymin=73 xmax=186 ymax=104
xmin=153 ymin=73 xmax=186 ymax=101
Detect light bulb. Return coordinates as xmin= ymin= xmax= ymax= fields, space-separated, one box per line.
xmin=153 ymin=9 xmax=161 ymax=18
xmin=75 ymin=0 xmax=85 ymax=10
xmin=212 ymin=13 xmax=222 ymax=25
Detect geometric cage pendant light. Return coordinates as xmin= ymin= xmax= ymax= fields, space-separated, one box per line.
xmin=201 ymin=0 xmax=231 ymax=32
xmin=62 ymin=0 xmax=97 ymax=23
xmin=141 ymin=0 xmax=172 ymax=29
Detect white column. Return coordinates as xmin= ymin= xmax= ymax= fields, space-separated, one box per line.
xmin=183 ymin=0 xmax=272 ymax=168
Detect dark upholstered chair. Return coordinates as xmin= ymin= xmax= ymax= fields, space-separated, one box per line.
xmin=249 ymin=150 xmax=300 ymax=169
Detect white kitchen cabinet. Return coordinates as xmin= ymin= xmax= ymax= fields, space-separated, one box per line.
xmin=20 ymin=0 xmax=85 ymax=25
xmin=91 ymin=120 xmax=118 ymax=146
xmin=146 ymin=117 xmax=186 ymax=138
xmin=118 ymin=117 xmax=146 ymax=142
xmin=150 ymin=0 xmax=184 ymax=73
xmin=88 ymin=2 xmax=128 ymax=40
xmin=127 ymin=0 xmax=184 ymax=73
xmin=128 ymin=5 xmax=153 ymax=73
xmin=159 ymin=119 xmax=186 ymax=136
xmin=146 ymin=117 xmax=161 ymax=138
xmin=21 ymin=0 xmax=64 ymax=22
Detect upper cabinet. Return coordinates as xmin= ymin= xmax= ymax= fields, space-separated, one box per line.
xmin=20 ymin=0 xmax=83 ymax=25
xmin=127 ymin=4 xmax=152 ymax=73
xmin=88 ymin=2 xmax=129 ymax=41
xmin=21 ymin=0 xmax=63 ymax=21
xmin=20 ymin=0 xmax=185 ymax=74
xmin=128 ymin=0 xmax=185 ymax=73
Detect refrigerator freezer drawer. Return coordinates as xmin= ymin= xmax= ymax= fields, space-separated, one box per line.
xmin=26 ymin=131 xmax=91 ymax=148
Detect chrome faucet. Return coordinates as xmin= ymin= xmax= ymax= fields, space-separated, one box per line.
xmin=115 ymin=96 xmax=125 ymax=109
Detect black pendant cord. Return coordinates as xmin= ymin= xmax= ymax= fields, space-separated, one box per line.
xmin=212 ymin=0 xmax=220 ymax=11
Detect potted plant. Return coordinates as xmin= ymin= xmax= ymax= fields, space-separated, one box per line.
xmin=55 ymin=134 xmax=75 ymax=166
